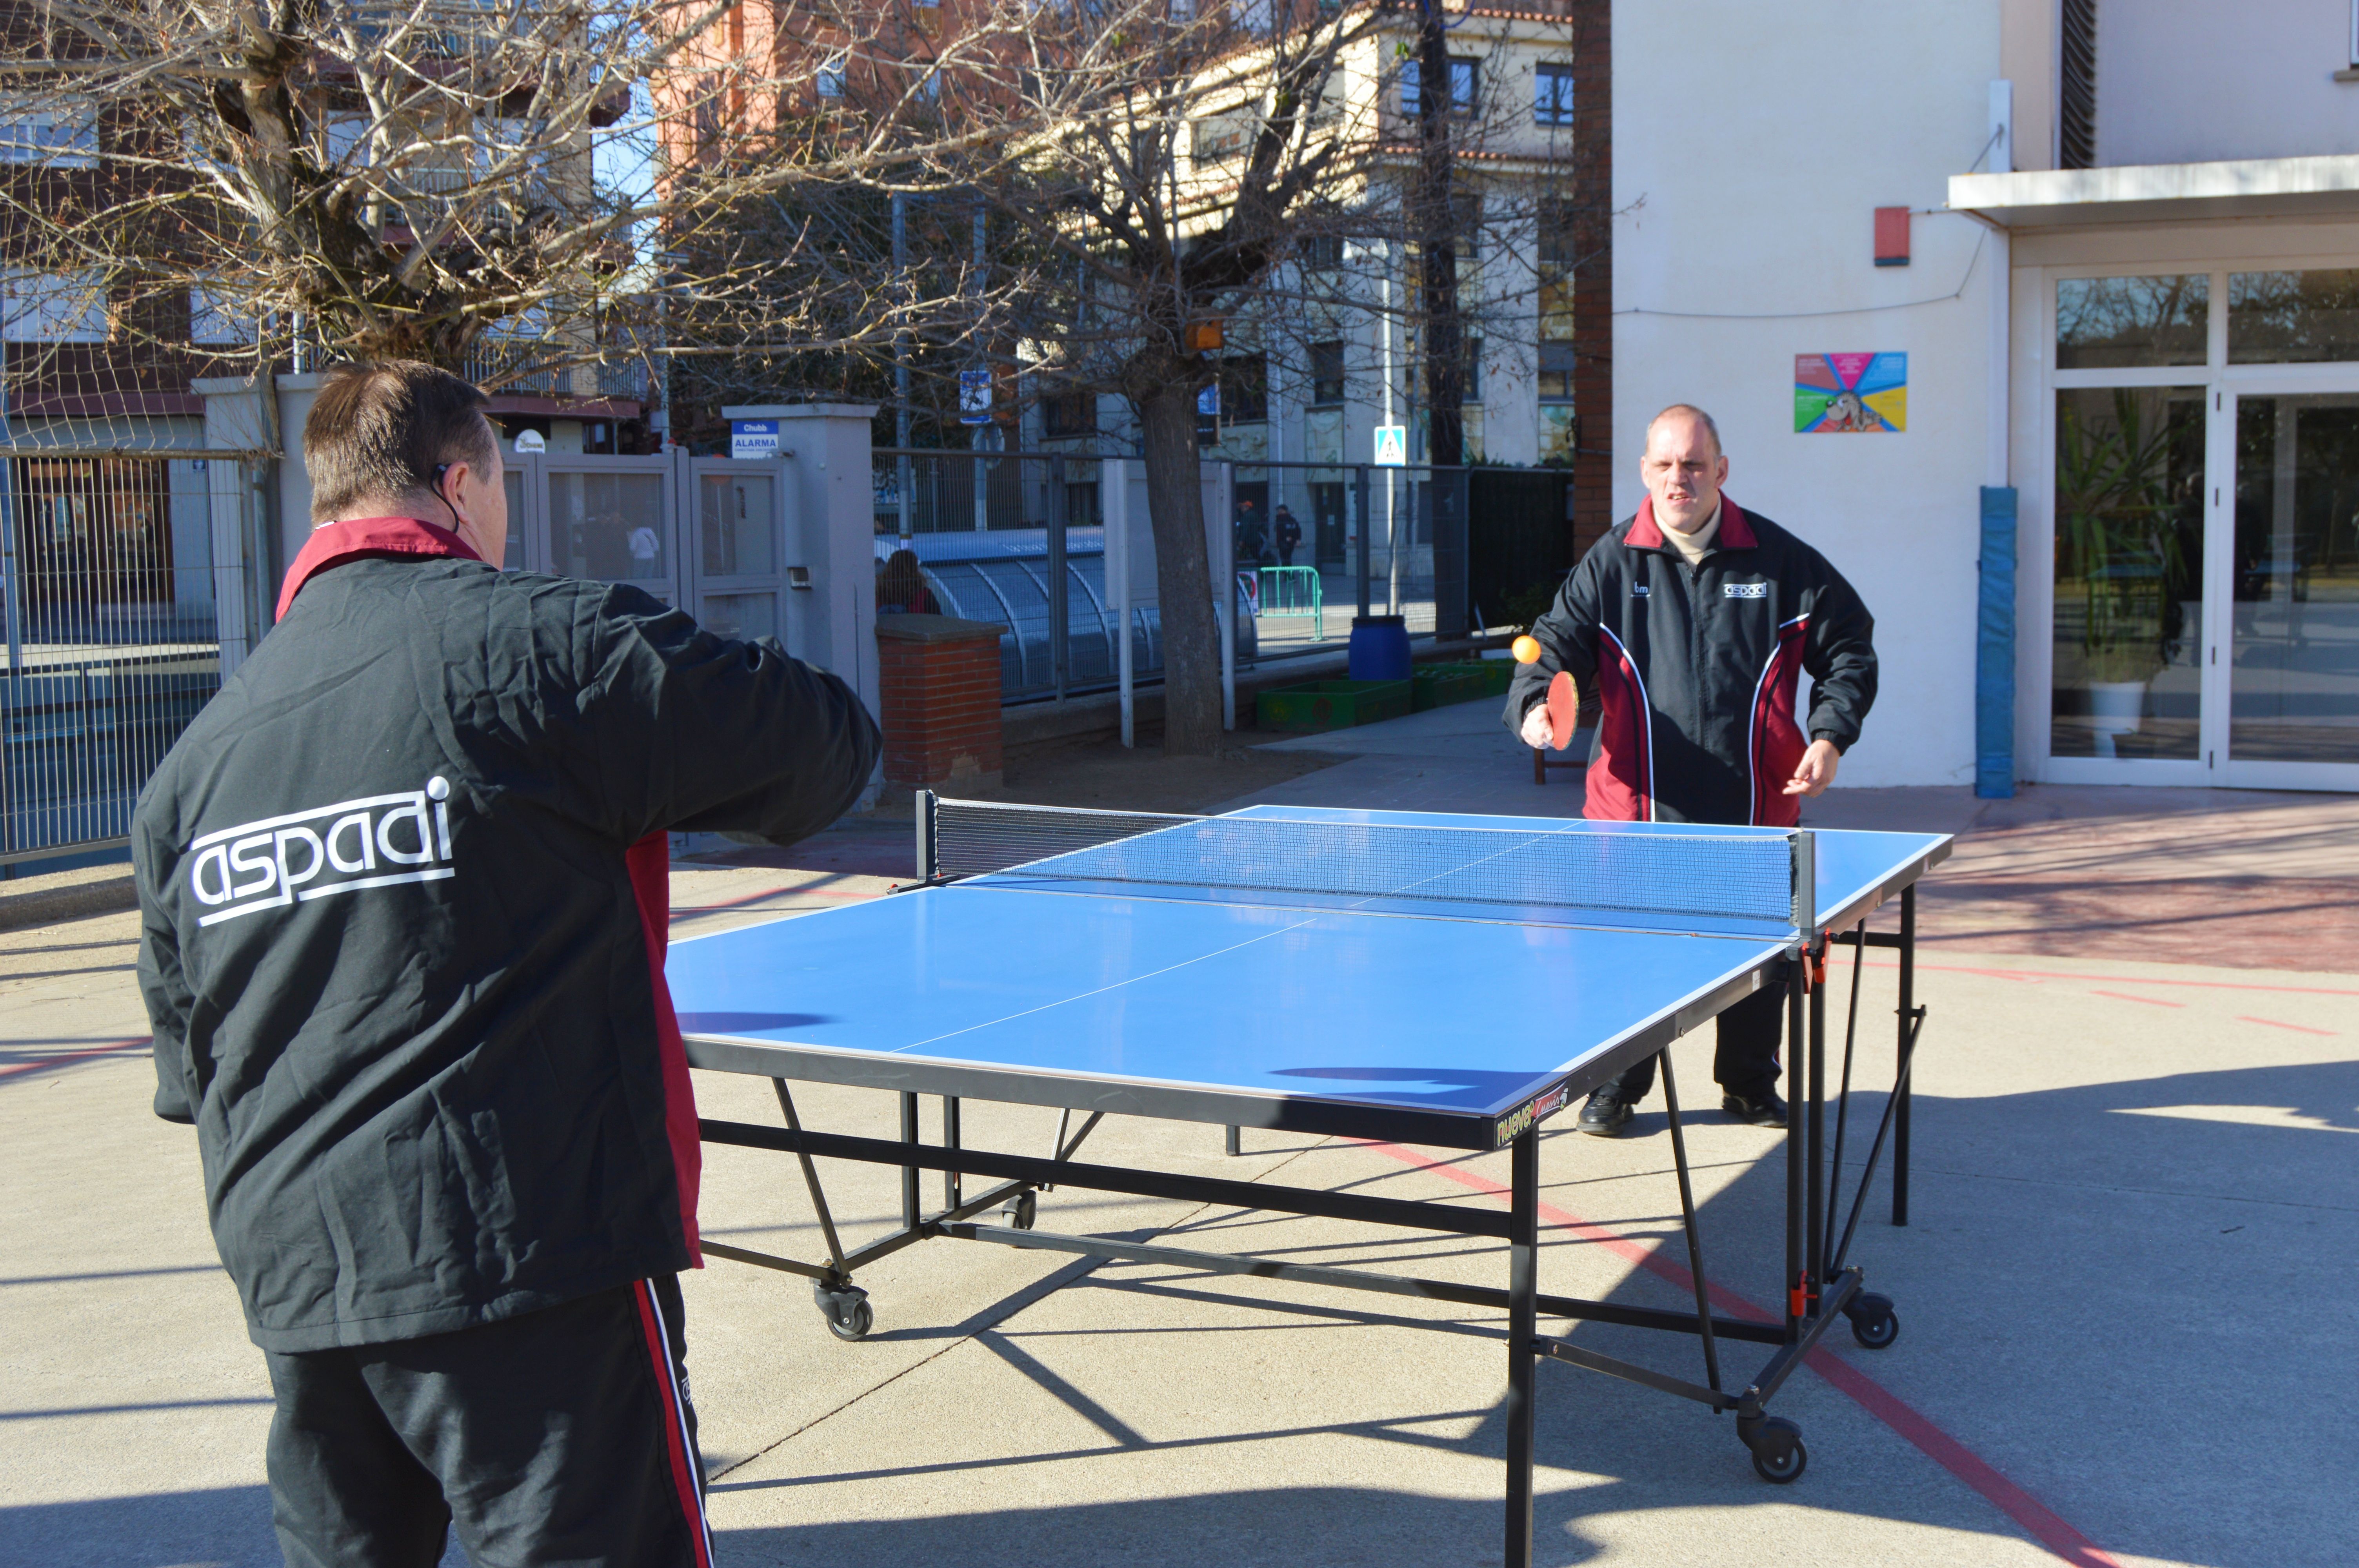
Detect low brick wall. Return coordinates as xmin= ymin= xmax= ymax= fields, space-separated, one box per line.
xmin=877 ymin=613 xmax=1005 ymax=796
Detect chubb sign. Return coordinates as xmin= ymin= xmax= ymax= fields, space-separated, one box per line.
xmin=187 ymin=779 xmax=456 ymax=928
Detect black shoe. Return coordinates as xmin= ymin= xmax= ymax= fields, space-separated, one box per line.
xmin=1721 ymin=1088 xmax=1788 ymax=1129
xmin=1577 ymin=1088 xmax=1635 ymax=1137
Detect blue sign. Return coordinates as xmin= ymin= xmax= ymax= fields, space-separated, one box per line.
xmin=959 ymin=369 xmax=993 ymax=425
xmin=1197 ymin=383 xmax=1220 ymax=419
xmin=731 ymin=419 xmax=780 ymax=460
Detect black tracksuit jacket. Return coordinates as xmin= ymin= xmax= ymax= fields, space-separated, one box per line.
xmin=1503 ymin=496 xmax=1877 ymax=826
xmin=133 ymin=517 xmax=880 ymax=1352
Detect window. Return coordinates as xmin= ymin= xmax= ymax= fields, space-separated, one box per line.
xmin=817 ymin=60 xmax=846 ymax=100
xmin=1310 ymin=340 xmax=1345 ymax=405
xmin=1538 ymin=341 xmax=1577 ymax=402
xmin=1399 ymin=56 xmax=1479 ymax=117
xmin=1193 ymin=109 xmax=1255 ymax=166
xmin=2 ymin=269 xmax=107 ymax=343
xmin=1307 ymin=69 xmax=1343 ymax=130
xmin=1043 ymin=388 xmax=1096 ymax=438
xmin=0 ymin=96 xmax=98 ymax=167
xmin=2228 ymin=269 xmax=2359 ymax=363
xmin=1539 ymin=200 xmax=1578 ymax=343
xmin=1536 ymin=64 xmax=1575 ymax=127
xmin=1463 ymin=338 xmax=1482 ymax=403
xmin=1299 ymin=234 xmax=1343 ymax=273
xmin=1221 ymin=355 xmax=1268 ymax=422
xmin=2056 ymin=274 xmax=2207 ymax=369
xmin=189 ymin=283 xmax=258 ymax=346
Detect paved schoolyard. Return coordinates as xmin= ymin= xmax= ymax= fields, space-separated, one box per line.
xmin=3 ymin=757 xmax=2354 ymax=1566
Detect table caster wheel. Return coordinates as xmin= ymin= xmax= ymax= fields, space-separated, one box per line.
xmin=1738 ymin=1414 xmax=1807 ymax=1484
xmin=813 ymin=1282 xmax=872 ymax=1341
xmin=1002 ymin=1191 xmax=1038 ymax=1230
xmin=1845 ymin=1292 xmax=1899 ymax=1350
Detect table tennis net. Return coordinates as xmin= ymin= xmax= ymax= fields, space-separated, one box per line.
xmin=932 ymin=799 xmax=1802 ymax=929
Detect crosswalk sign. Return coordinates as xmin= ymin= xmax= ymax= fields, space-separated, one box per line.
xmin=959 ymin=369 xmax=992 ymax=425
xmin=1373 ymin=425 xmax=1408 ymax=466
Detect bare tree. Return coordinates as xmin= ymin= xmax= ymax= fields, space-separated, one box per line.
xmin=680 ymin=0 xmax=1549 ymax=753
xmin=1 ymin=0 xmax=1576 ymax=753
xmin=0 ymin=0 xmax=1049 ymax=408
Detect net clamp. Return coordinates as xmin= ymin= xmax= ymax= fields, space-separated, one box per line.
xmin=1788 ymin=1273 xmax=1812 ymax=1319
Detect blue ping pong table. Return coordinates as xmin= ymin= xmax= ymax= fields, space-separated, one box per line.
xmin=675 ymin=799 xmax=1950 ymax=1566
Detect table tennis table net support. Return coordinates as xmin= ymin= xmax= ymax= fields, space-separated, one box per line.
xmin=923 ymin=795 xmax=1815 ymax=933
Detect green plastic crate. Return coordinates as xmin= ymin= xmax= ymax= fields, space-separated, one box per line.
xmin=1419 ymin=659 xmax=1515 ymax=697
xmin=1256 ymin=679 xmax=1412 ymax=732
xmin=1410 ymin=666 xmax=1489 ymax=711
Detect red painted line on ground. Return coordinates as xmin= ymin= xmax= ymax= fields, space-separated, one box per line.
xmin=2234 ymin=1015 xmax=2335 ymax=1037
xmin=2087 ymin=990 xmax=2184 ymax=1009
xmin=1828 ymin=954 xmax=2359 ymax=997
xmin=1358 ymin=1140 xmax=2123 ymax=1568
xmin=0 ymin=1038 xmax=149 ymax=1081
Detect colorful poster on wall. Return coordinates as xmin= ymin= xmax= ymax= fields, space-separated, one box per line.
xmin=1795 ymin=352 xmax=1906 ymax=432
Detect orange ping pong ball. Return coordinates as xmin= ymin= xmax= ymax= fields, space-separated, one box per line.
xmin=1511 ymin=635 xmax=1542 ymax=664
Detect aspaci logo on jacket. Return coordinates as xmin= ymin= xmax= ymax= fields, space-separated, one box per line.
xmin=187 ymin=777 xmax=455 ymax=927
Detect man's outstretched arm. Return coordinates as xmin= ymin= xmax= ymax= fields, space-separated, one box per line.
xmin=1502 ymin=560 xmax=1603 ymax=750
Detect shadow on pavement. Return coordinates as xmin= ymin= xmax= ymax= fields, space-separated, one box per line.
xmin=0 ymin=1485 xmax=274 ymax=1567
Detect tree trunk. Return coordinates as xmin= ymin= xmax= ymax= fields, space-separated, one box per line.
xmin=1417 ymin=13 xmax=1464 ymax=470
xmin=1135 ymin=377 xmax=1225 ymax=756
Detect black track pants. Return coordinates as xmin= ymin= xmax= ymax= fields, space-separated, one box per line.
xmin=261 ymin=1275 xmax=712 ymax=1568
xmin=1595 ymin=984 xmax=1784 ymax=1105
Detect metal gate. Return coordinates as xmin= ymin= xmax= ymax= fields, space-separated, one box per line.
xmin=501 ymin=448 xmax=794 ymax=648
xmin=1 ymin=448 xmax=265 ymax=868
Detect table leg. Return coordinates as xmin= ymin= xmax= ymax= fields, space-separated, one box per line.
xmin=1225 ymin=1124 xmax=1241 ymax=1157
xmin=1807 ymin=945 xmax=1827 ymax=1311
xmin=899 ymin=1091 xmax=921 ymax=1231
xmin=943 ymin=1096 xmax=963 ymax=1210
xmin=1785 ymin=960 xmax=1805 ymax=1343
xmin=1503 ymin=1127 xmax=1538 ymax=1568
xmin=1894 ymin=885 xmax=1915 ymax=1227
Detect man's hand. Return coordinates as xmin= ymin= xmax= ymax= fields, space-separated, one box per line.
xmin=1519 ymin=702 xmax=1557 ymax=750
xmin=1783 ymin=739 xmax=1841 ymax=797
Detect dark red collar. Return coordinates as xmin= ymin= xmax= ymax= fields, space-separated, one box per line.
xmin=1628 ymin=495 xmax=1756 ymax=553
xmin=277 ymin=516 xmax=484 ymax=621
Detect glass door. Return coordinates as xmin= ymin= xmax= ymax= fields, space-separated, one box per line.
xmin=2046 ymin=265 xmax=2359 ymax=788
xmin=2214 ymin=390 xmax=2359 ymax=786
xmin=2051 ymin=385 xmax=2208 ymax=764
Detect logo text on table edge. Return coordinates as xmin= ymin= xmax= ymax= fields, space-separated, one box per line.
xmin=1494 ymin=1083 xmax=1574 ymax=1147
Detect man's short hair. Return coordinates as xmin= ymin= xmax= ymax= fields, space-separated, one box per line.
xmin=1646 ymin=403 xmax=1723 ymax=457
xmin=305 ymin=361 xmax=496 ymax=523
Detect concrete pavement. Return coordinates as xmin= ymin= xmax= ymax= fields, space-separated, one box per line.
xmin=4 ymin=774 xmax=2355 ymax=1565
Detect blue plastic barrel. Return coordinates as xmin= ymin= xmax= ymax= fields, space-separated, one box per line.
xmin=1348 ymin=614 xmax=1412 ymax=681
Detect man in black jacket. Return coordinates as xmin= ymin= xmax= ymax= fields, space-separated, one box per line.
xmin=134 ymin=361 xmax=881 ymax=1565
xmin=1505 ymin=405 xmax=1876 ymax=1136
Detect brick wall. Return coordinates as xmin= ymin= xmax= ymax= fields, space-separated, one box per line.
xmin=876 ymin=613 xmax=1005 ymax=794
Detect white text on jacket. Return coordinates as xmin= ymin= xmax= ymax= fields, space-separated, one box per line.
xmin=188 ymin=778 xmax=455 ymax=927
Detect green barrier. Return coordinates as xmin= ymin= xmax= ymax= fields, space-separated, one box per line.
xmin=1256 ymin=679 xmax=1411 ymax=732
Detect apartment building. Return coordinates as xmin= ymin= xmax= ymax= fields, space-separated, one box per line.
xmin=1021 ymin=2 xmax=1610 ymax=567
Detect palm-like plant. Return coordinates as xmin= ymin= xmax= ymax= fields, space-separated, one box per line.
xmin=2055 ymin=388 xmax=2199 ymax=682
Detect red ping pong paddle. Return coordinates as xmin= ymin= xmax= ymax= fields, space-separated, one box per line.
xmin=1545 ymin=670 xmax=1578 ymax=751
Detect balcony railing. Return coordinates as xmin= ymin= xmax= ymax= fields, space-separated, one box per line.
xmin=461 ymin=342 xmax=649 ymax=402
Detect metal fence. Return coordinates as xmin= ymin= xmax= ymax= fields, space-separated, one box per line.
xmin=873 ymin=448 xmax=1198 ymax=704
xmin=2 ymin=450 xmax=261 ymax=867
xmin=871 ymin=447 xmax=1571 ymax=704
